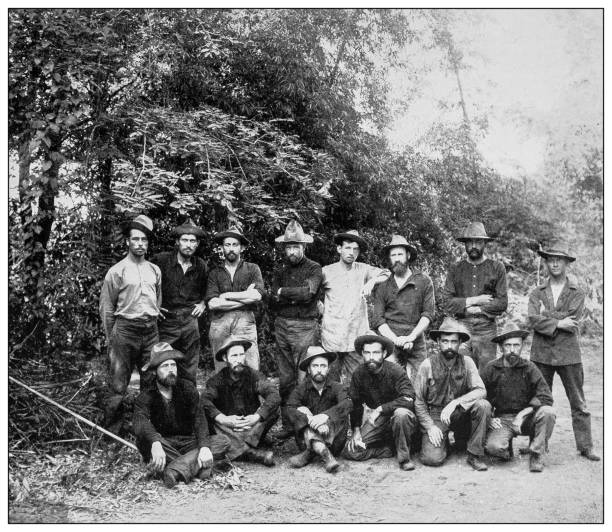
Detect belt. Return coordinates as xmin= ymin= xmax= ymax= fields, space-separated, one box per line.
xmin=164 ymin=308 xmax=195 ymax=319
xmin=116 ymin=315 xmax=157 ymax=323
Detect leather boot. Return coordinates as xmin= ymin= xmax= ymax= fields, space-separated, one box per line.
xmin=289 ymin=449 xmax=313 ymax=468
xmin=314 ymin=446 xmax=339 ymax=473
xmin=529 ymin=454 xmax=544 ymax=472
xmin=466 ymin=452 xmax=488 ymax=471
xmin=242 ymin=447 xmax=275 ymax=467
xmin=163 ymin=468 xmax=181 ymax=488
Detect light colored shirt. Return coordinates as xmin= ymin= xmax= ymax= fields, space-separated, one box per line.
xmin=413 ymin=355 xmax=486 ymax=431
xmin=99 ymin=255 xmax=162 ymax=338
xmin=320 ymin=261 xmax=382 ymax=352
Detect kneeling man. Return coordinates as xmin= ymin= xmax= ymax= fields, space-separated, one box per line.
xmin=202 ymin=337 xmax=280 ymax=466
xmin=343 ymin=334 xmax=418 ymax=471
xmin=482 ymin=323 xmax=556 ymax=472
xmin=414 ymin=317 xmax=491 ymax=471
xmin=133 ymin=343 xmax=231 ymax=488
xmin=287 ymin=346 xmax=353 ymax=473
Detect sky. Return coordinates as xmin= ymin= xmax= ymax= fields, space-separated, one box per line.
xmin=385 ymin=9 xmax=603 ymax=179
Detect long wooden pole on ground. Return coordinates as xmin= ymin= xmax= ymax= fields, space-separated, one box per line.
xmin=9 ymin=375 xmax=138 ymax=451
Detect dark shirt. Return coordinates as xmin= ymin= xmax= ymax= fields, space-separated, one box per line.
xmin=202 ymin=366 xmax=280 ymax=422
xmin=150 ymin=251 xmax=207 ymax=312
xmin=481 ymin=357 xmax=553 ymax=415
xmin=133 ymin=379 xmax=210 ymax=454
xmin=205 ymin=260 xmax=265 ymax=317
xmin=527 ymin=277 xmax=585 ymax=366
xmin=370 ymin=271 xmax=435 ymax=334
xmin=348 ymin=361 xmax=415 ymax=428
xmin=441 ymin=258 xmax=508 ymax=319
xmin=269 ymin=256 xmax=323 ymax=320
xmin=286 ymin=378 xmax=353 ymax=432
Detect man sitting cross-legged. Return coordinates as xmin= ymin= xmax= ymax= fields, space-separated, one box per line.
xmin=133 ymin=343 xmax=231 ymax=488
xmin=482 ymin=323 xmax=556 ymax=472
xmin=286 ymin=346 xmax=353 ymax=473
xmin=414 ymin=317 xmax=491 ymax=471
xmin=202 ymin=337 xmax=281 ymax=467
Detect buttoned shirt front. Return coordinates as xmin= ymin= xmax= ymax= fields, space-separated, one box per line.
xmin=527 ymin=277 xmax=584 ymax=366
xmin=205 ymin=260 xmax=265 ymax=317
xmin=321 ymin=261 xmax=382 ymax=352
xmin=150 ymin=251 xmax=207 ymax=311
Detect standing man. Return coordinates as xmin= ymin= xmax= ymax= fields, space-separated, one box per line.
xmin=414 ymin=317 xmax=491 ymax=471
xmin=481 ymin=323 xmax=556 ymax=472
xmin=206 ymin=227 xmax=264 ymax=372
xmin=527 ymin=242 xmax=600 ymax=461
xmin=371 ymin=235 xmax=435 ymax=378
xmin=133 ymin=343 xmax=230 ymax=488
xmin=269 ymin=220 xmax=323 ymax=439
xmin=99 ymin=214 xmax=162 ymax=432
xmin=150 ymin=220 xmax=207 ymax=385
xmin=321 ymin=230 xmax=389 ymax=386
xmin=440 ymin=221 xmax=508 ymax=369
xmin=286 ymin=346 xmax=353 ymax=473
xmin=343 ymin=334 xmax=418 ymax=471
xmin=202 ymin=337 xmax=280 ymax=466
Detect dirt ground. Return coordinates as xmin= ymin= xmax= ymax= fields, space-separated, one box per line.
xmin=9 ymin=336 xmax=603 ymax=524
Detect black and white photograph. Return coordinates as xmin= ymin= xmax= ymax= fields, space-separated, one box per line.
xmin=6 ymin=6 xmax=603 ymax=523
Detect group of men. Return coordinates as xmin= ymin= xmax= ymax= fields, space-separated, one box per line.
xmin=99 ymin=215 xmax=599 ymax=487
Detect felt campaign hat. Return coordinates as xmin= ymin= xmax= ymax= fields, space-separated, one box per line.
xmin=491 ymin=322 xmax=530 ymax=344
xmin=275 ymin=220 xmax=314 ymax=244
xmin=382 ymin=235 xmax=417 ymax=262
xmin=126 ymin=214 xmax=154 ymax=237
xmin=298 ymin=346 xmax=337 ymax=372
xmin=142 ymin=342 xmax=184 ymax=371
xmin=213 ymin=226 xmax=250 ymax=246
xmin=429 ymin=317 xmax=471 ymax=343
xmin=215 ymin=336 xmax=253 ymax=361
xmin=354 ymin=333 xmax=395 ymax=357
xmin=537 ymin=242 xmax=576 ymax=263
xmin=456 ymin=221 xmax=493 ymax=242
xmin=333 ymin=230 xmax=368 ymax=252
xmin=173 ymin=219 xmax=205 ymax=238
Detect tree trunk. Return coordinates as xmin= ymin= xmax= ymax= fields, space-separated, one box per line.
xmin=18 ymin=137 xmax=32 ymax=228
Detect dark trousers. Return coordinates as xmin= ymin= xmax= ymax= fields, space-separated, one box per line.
xmin=213 ymin=414 xmax=278 ymax=460
xmin=274 ymin=317 xmax=319 ymax=428
xmin=420 ymin=399 xmax=491 ymax=466
xmin=485 ymin=406 xmax=556 ymax=458
xmin=458 ymin=317 xmax=498 ymax=369
xmin=140 ymin=434 xmax=230 ymax=483
xmin=158 ymin=314 xmax=200 ymax=385
xmin=105 ymin=317 xmax=158 ymax=425
xmin=299 ymin=417 xmax=349 ymax=456
xmin=534 ymin=362 xmax=593 ymax=452
xmin=343 ymin=408 xmax=417 ymax=465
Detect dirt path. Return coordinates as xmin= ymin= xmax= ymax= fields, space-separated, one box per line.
xmin=10 ymin=338 xmax=603 ymax=523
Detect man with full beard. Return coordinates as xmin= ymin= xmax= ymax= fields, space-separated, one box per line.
xmin=370 ymin=235 xmax=435 ymax=378
xmin=150 ymin=220 xmax=208 ymax=385
xmin=440 ymin=221 xmax=508 ymax=369
xmin=206 ymin=227 xmax=264 ymax=372
xmin=202 ymin=337 xmax=281 ymax=466
xmin=286 ymin=346 xmax=353 ymax=473
xmin=343 ymin=334 xmax=418 ymax=471
xmin=414 ymin=317 xmax=491 ymax=471
xmin=269 ymin=220 xmax=323 ymax=439
xmin=133 ymin=343 xmax=231 ymax=488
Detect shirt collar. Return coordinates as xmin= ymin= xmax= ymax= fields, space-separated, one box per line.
xmin=491 ymin=356 xmax=528 ymax=368
xmin=538 ymin=276 xmax=577 ymax=291
xmin=304 ymin=377 xmax=332 ymax=392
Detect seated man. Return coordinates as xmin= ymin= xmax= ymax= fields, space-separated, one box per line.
xmin=133 ymin=343 xmax=231 ymax=488
xmin=202 ymin=336 xmax=280 ymax=466
xmin=343 ymin=334 xmax=418 ymax=471
xmin=286 ymin=346 xmax=353 ymax=473
xmin=482 ymin=323 xmax=556 ymax=472
xmin=414 ymin=317 xmax=491 ymax=471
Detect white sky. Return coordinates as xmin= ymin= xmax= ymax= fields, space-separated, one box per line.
xmin=386 ymin=9 xmax=603 ymax=179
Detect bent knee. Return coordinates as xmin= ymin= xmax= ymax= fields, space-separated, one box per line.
xmin=420 ymin=452 xmax=446 ymax=467
xmin=485 ymin=440 xmax=509 ymax=458
xmin=471 ymin=399 xmax=491 ymax=414
xmin=392 ymin=407 xmax=415 ymax=420
xmin=536 ymin=405 xmax=556 ymax=419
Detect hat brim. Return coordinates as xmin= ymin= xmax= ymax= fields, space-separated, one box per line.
xmin=354 ymin=335 xmax=395 ymax=358
xmin=174 ymin=226 xmax=205 ymax=238
xmin=382 ymin=244 xmax=417 ymax=262
xmin=333 ymin=233 xmax=368 ymax=252
xmin=275 ymin=235 xmax=314 ymax=244
xmin=215 ymin=339 xmax=253 ymax=361
xmin=537 ymin=250 xmax=576 ymax=262
xmin=126 ymin=221 xmax=153 ymax=237
xmin=214 ymin=231 xmax=250 ymax=246
xmin=456 ymin=236 xmax=494 ymax=243
xmin=429 ymin=330 xmax=471 ymax=343
xmin=142 ymin=350 xmax=184 ymax=371
xmin=298 ymin=351 xmax=337 ymax=372
xmin=491 ymin=330 xmax=530 ymax=344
